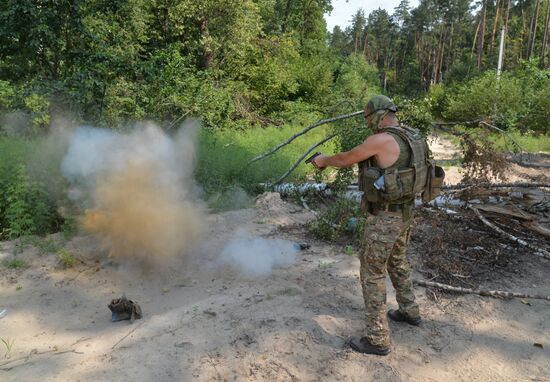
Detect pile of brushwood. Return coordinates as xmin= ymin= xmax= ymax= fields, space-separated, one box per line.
xmin=410 ymin=182 xmax=549 ymax=299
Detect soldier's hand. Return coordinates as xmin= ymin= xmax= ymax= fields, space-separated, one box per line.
xmin=311 ymin=155 xmax=327 ymax=170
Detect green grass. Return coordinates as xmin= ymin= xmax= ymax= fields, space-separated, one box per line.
xmin=195 ymin=120 xmax=338 ymax=197
xmin=491 ymin=130 xmax=550 ymax=153
xmin=57 ymin=249 xmax=77 ymax=268
xmin=434 ymin=127 xmax=550 ymax=154
xmin=1 ymin=258 xmax=28 ymax=269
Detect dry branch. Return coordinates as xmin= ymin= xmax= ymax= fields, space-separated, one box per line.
xmin=441 ymin=182 xmax=550 ymax=190
xmin=273 ymin=133 xmax=337 ymax=185
xmin=478 ymin=121 xmax=524 ymax=152
xmin=469 ymin=206 xmax=550 ymax=259
xmin=248 ymin=110 xmax=362 ymax=164
xmin=414 ymin=279 xmax=550 ymax=301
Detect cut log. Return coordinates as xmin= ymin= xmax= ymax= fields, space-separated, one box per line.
xmin=475 ymin=204 xmax=535 ymax=221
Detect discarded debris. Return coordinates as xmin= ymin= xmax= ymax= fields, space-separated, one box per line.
xmin=108 ymin=296 xmax=143 ymax=322
xmin=469 ymin=206 xmax=550 ymax=260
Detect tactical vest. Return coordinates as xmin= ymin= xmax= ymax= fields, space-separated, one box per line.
xmin=358 ymin=125 xmax=431 ymax=205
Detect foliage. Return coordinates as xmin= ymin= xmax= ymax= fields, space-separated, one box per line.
xmin=490 ymin=129 xmax=550 ymax=153
xmin=444 ymin=72 xmax=525 ymax=129
xmin=0 ymin=138 xmax=63 ymax=239
xmin=57 ymin=249 xmax=77 ymax=268
xmin=1 ymin=258 xmax=28 ymax=269
xmin=195 ymin=119 xmax=336 ymax=195
xmin=395 ymin=96 xmax=433 ymax=136
xmin=458 ymin=129 xmax=509 ymax=184
xmin=307 ymin=198 xmax=365 ymax=246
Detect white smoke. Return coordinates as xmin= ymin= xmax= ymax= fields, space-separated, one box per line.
xmin=220 ymin=232 xmax=298 ymax=276
xmin=60 ymin=121 xmax=204 ymax=263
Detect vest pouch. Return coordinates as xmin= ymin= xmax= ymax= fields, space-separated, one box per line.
xmin=380 ymin=169 xmax=404 ymax=202
xmin=422 ymin=162 xmax=446 ymax=202
xmin=362 ymin=167 xmax=382 ymax=203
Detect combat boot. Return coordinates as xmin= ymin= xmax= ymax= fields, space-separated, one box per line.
xmin=387 ymin=309 xmax=421 ymax=326
xmin=349 ymin=337 xmax=391 ymax=356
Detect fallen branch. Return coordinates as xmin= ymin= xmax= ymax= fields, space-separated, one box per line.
xmin=413 ymin=279 xmax=550 ymax=301
xmin=432 ymin=120 xmax=481 ymax=127
xmin=248 ymin=110 xmax=362 ymax=164
xmin=469 ymin=206 xmax=550 ymax=260
xmin=273 ymin=133 xmax=337 ymax=185
xmin=441 ymin=182 xmax=550 ymax=190
xmin=478 ymin=121 xmax=524 ymax=152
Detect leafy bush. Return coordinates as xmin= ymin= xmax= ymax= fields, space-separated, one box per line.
xmin=0 ymin=138 xmax=63 ymax=239
xmin=307 ymin=198 xmax=365 ymax=246
xmin=443 ymin=64 xmax=550 ymax=134
xmin=0 ymin=80 xmax=15 ymax=110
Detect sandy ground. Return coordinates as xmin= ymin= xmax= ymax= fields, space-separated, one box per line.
xmin=1 ymin=137 xmax=549 ymax=381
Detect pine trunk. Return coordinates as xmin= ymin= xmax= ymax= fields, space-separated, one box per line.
xmin=540 ymin=0 xmax=550 ymax=67
xmin=478 ymin=0 xmax=487 ymax=69
xmin=491 ymin=0 xmax=502 ymax=50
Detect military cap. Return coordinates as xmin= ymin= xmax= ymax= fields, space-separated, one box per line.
xmin=365 ymin=95 xmax=397 ymax=115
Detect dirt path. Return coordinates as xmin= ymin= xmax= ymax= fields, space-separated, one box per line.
xmin=1 ymin=192 xmax=549 ymax=382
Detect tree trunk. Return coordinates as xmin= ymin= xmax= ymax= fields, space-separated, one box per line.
xmin=200 ymin=17 xmax=212 ymax=69
xmin=540 ymin=0 xmax=550 ymax=67
xmin=527 ymin=0 xmax=541 ymax=60
xmin=478 ymin=0 xmax=487 ymax=69
xmin=491 ymin=0 xmax=501 ymax=50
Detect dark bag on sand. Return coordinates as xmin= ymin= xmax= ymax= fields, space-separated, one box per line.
xmin=108 ymin=296 xmax=142 ymax=322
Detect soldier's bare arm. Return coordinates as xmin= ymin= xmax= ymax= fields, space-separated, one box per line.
xmin=312 ymin=133 xmax=399 ymax=169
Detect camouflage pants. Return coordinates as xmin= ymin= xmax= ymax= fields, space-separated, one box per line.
xmin=358 ymin=209 xmax=419 ymax=347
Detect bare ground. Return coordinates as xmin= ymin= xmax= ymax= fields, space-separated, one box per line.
xmin=1 ymin=136 xmax=549 ymax=381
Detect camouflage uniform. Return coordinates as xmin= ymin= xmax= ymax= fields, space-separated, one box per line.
xmin=357 ymin=95 xmax=421 ymax=348
xmin=359 ymin=207 xmax=419 ymax=347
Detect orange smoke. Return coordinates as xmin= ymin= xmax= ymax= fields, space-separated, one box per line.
xmin=82 ymin=160 xmax=203 ymax=262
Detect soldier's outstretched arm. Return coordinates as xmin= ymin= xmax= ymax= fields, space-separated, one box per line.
xmin=311 ymin=134 xmax=386 ymax=169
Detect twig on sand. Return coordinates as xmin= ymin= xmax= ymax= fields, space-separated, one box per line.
xmin=248 ymin=110 xmax=362 ymax=164
xmin=0 ymin=348 xmax=84 ymax=371
xmin=414 ymin=279 xmax=550 ymax=301
xmin=111 ymin=321 xmax=145 ymax=350
xmin=469 ymin=205 xmax=550 ymax=259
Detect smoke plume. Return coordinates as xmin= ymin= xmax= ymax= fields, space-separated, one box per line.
xmin=220 ymin=231 xmax=298 ymax=276
xmin=61 ymin=122 xmax=204 ymax=263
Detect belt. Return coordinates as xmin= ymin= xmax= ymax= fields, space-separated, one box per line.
xmin=367 ymin=202 xmax=413 ymax=220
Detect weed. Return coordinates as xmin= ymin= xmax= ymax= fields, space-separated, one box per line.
xmin=195 ymin=122 xmax=336 ymax=197
xmin=15 ymin=284 xmax=22 ymax=291
xmin=57 ymin=249 xmax=77 ymax=268
xmin=344 ymin=245 xmax=354 ymax=256
xmin=318 ymin=260 xmax=334 ymax=269
xmin=308 ymin=198 xmax=365 ymax=245
xmin=18 ymin=235 xmax=63 ymax=255
xmin=1 ymin=258 xmax=28 ymax=269
xmin=192 ymin=304 xmax=199 ymax=315
xmin=1 ymin=338 xmax=15 ymax=359
xmin=61 ymin=217 xmax=78 ymax=240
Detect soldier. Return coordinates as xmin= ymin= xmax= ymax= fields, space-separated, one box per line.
xmin=311 ymin=95 xmax=429 ymax=356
